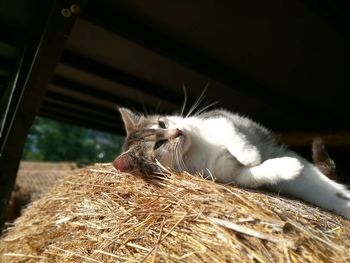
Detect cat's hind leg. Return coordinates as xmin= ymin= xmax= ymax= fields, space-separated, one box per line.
xmin=234 ymin=157 xmax=304 ymax=188
xmin=270 ymin=163 xmax=350 ymax=220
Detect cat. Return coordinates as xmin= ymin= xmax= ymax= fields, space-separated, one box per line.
xmin=113 ymin=107 xmax=350 ymax=220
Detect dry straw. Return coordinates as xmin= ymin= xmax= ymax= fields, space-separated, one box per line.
xmin=15 ymin=161 xmax=77 ymax=201
xmin=1 ymin=163 xmax=350 ymax=262
xmin=6 ymin=161 xmax=77 ymax=222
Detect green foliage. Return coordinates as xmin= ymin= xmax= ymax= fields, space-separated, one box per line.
xmin=22 ymin=117 xmax=124 ymax=165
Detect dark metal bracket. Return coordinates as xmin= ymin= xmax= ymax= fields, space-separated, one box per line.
xmin=0 ymin=0 xmax=84 ymax=231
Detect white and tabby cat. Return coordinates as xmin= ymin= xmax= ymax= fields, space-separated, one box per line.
xmin=113 ymin=107 xmax=350 ymax=220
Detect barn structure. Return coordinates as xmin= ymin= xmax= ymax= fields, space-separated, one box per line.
xmin=0 ymin=0 xmax=349 ymax=230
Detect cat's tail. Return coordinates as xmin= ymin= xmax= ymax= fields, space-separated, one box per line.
xmin=312 ymin=137 xmax=338 ymax=181
xmin=272 ymin=159 xmax=350 ymax=220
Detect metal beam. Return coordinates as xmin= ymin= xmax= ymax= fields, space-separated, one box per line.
xmin=40 ymin=100 xmax=119 ymax=127
xmin=0 ymin=56 xmax=16 ymax=72
xmin=300 ymin=0 xmax=350 ymax=41
xmin=48 ymin=78 xmax=157 ymax=114
xmin=50 ymin=73 xmax=179 ymax=114
xmin=44 ymin=90 xmax=119 ymax=120
xmin=0 ymin=0 xmax=84 ymax=231
xmin=0 ymin=26 xmax=27 ymax=48
xmin=279 ymin=131 xmax=350 ymax=147
xmin=81 ymin=3 xmax=328 ymax=128
xmin=39 ymin=110 xmax=124 ymax=135
xmin=60 ymin=50 xmax=186 ymax=107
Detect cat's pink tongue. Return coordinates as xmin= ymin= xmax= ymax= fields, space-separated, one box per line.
xmin=113 ymin=155 xmax=131 ymax=172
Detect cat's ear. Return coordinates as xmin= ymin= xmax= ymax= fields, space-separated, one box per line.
xmin=118 ymin=107 xmax=139 ymax=135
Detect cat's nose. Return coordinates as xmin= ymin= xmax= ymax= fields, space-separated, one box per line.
xmin=175 ymin=128 xmax=183 ymax=138
xmin=167 ymin=128 xmax=183 ymax=139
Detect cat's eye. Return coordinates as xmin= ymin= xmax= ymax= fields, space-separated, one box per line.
xmin=158 ymin=120 xmax=167 ymax=129
xmin=154 ymin=139 xmax=167 ymax=150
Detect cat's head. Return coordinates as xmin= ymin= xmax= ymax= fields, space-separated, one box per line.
xmin=113 ymin=108 xmax=190 ymax=173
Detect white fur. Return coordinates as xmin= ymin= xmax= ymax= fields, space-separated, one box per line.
xmin=268 ymin=159 xmax=350 ymax=220
xmin=165 ymin=112 xmax=350 ymax=220
xmin=236 ymin=157 xmax=304 ymax=187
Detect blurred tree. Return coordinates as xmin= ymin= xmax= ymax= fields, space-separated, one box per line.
xmin=22 ymin=117 xmax=123 ymax=165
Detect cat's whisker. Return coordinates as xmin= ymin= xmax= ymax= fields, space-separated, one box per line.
xmin=180 ymin=84 xmax=188 ymax=117
xmin=192 ymin=101 xmax=220 ymax=117
xmin=140 ymin=100 xmax=149 ymax=116
xmin=185 ymin=85 xmax=208 ymax=118
xmin=173 ymin=144 xmax=180 ymax=171
xmin=185 ymin=97 xmax=203 ymax=118
xmin=174 ymin=150 xmax=179 ymax=171
xmin=172 ymin=147 xmax=178 ymax=170
xmin=206 ymin=168 xmax=215 ymax=182
xmin=180 ymin=148 xmax=187 ymax=170
xmin=174 ymin=141 xmax=187 ymax=172
xmin=178 ymin=150 xmax=185 ymax=171
xmin=175 ymin=152 xmax=183 ymax=171
xmin=154 ymin=101 xmax=161 ymax=115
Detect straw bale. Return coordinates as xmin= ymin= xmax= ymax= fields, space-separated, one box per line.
xmin=1 ymin=163 xmax=350 ymax=262
xmin=15 ymin=161 xmax=77 ymax=201
xmin=18 ymin=161 xmax=78 ymax=171
xmin=6 ymin=161 xmax=78 ymax=222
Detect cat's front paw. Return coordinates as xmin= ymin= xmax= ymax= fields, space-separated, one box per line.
xmin=264 ymin=157 xmax=304 ymax=181
xmin=239 ymin=149 xmax=262 ymax=167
